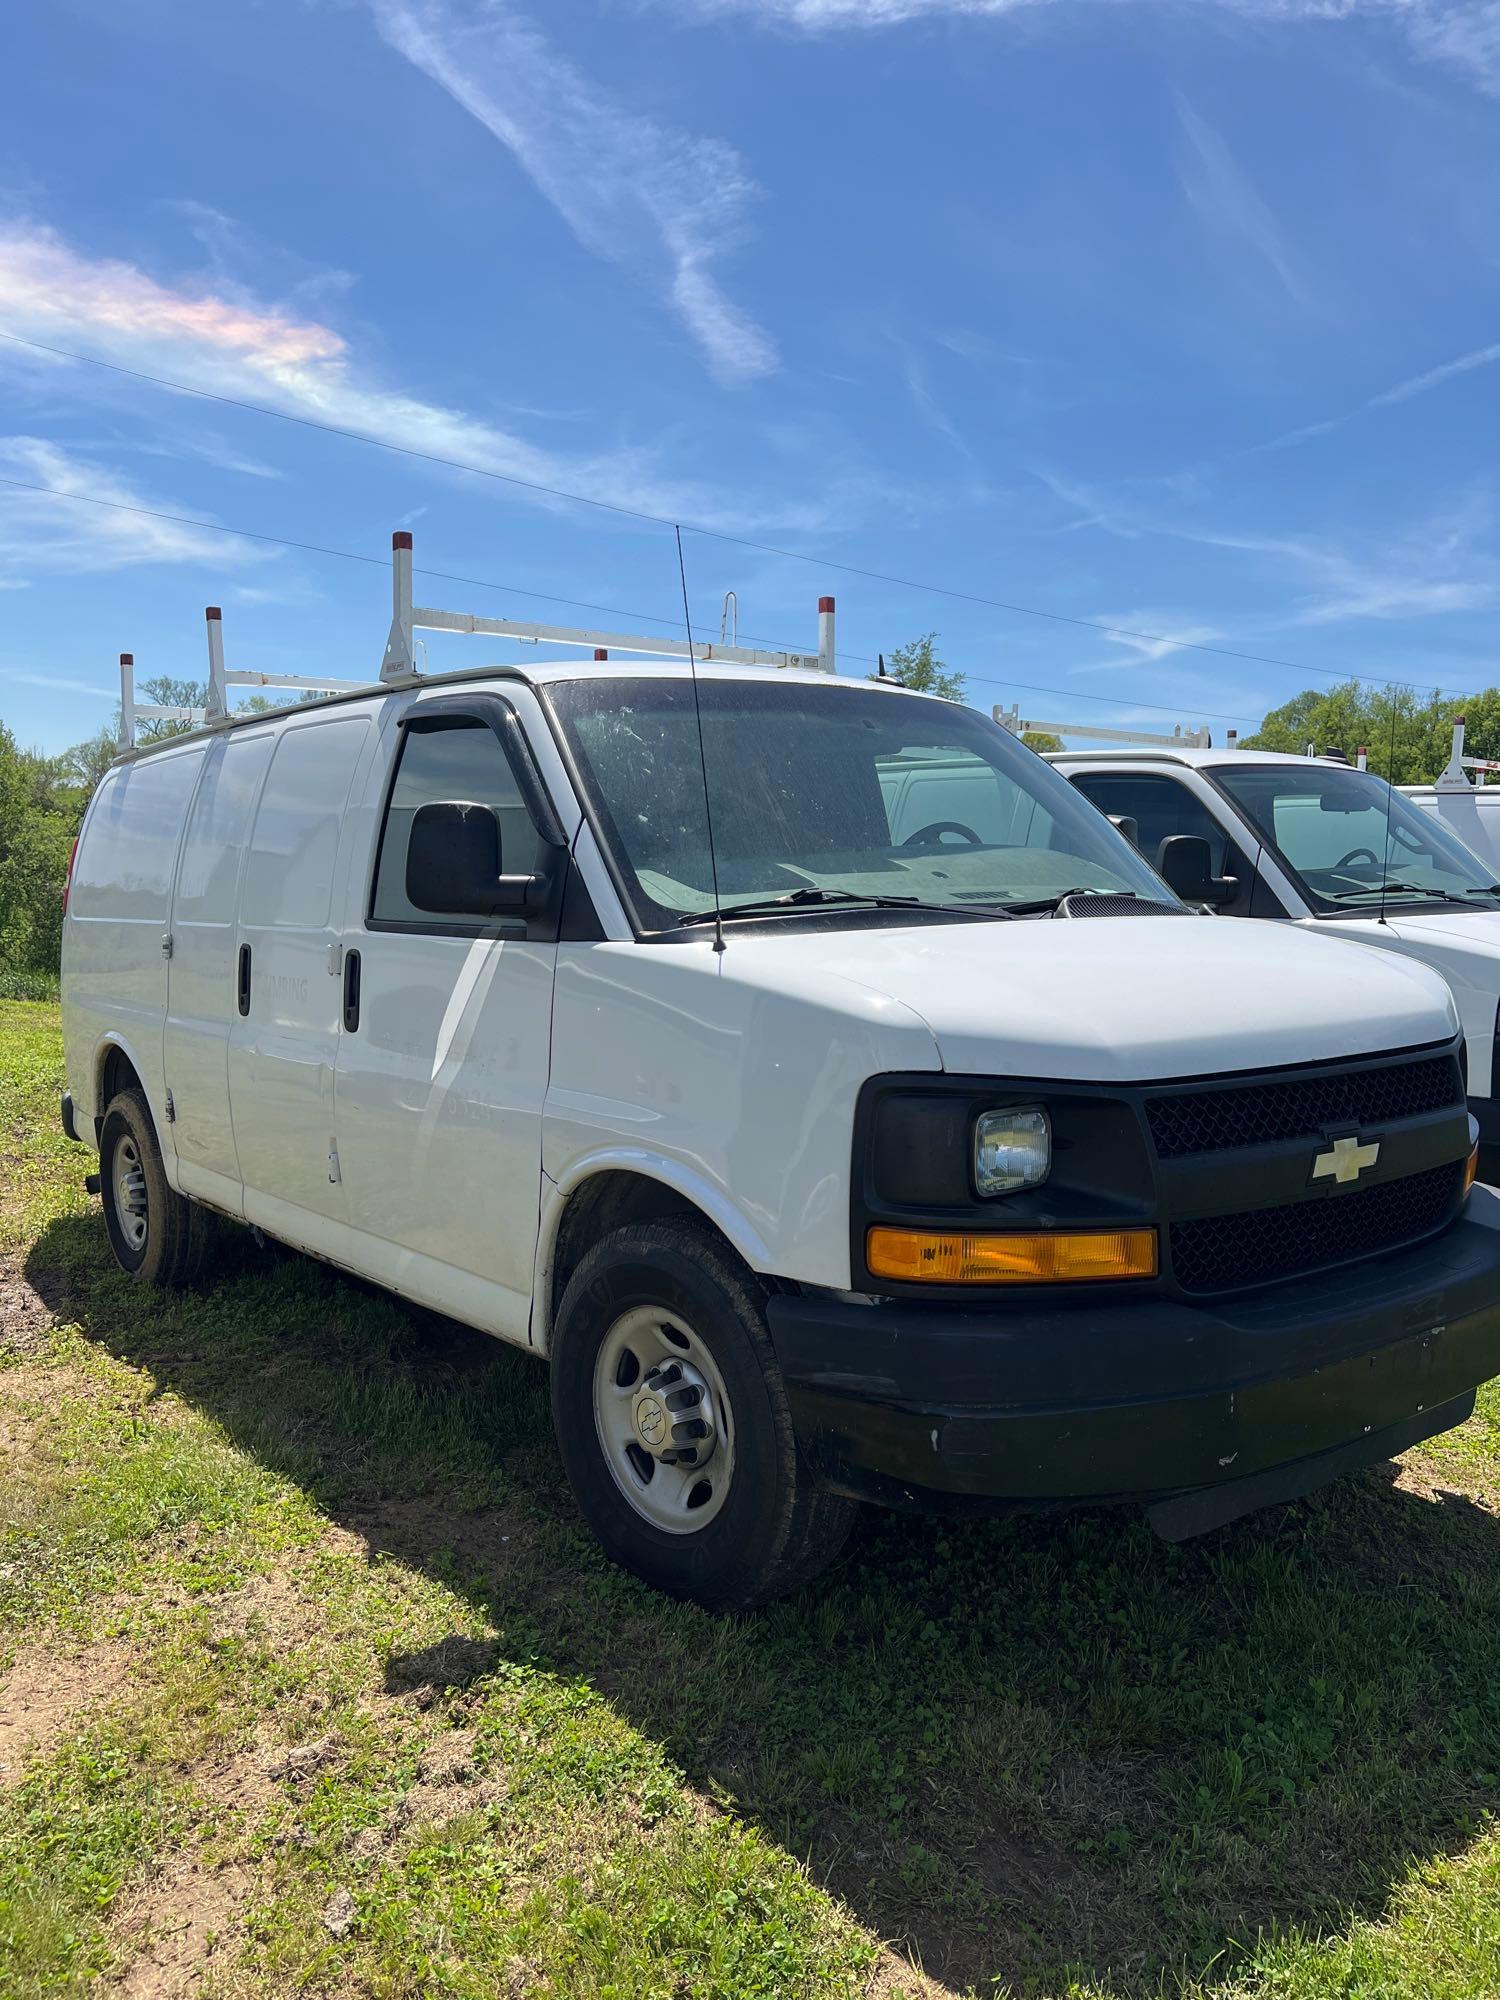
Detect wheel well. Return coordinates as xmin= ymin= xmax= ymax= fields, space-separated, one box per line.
xmin=548 ymin=1171 xmax=721 ymax=1330
xmin=96 ymin=1046 xmax=143 ymax=1136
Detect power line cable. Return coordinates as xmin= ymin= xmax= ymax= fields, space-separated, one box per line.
xmin=0 ymin=326 xmax=1460 ymax=698
xmin=0 ymin=467 xmax=1468 ymax=737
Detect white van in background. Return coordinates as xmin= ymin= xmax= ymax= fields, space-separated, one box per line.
xmin=1403 ymin=721 xmax=1500 ymax=883
xmin=1052 ymin=746 xmax=1500 ymax=1180
xmin=58 ymin=549 xmax=1500 ymax=1605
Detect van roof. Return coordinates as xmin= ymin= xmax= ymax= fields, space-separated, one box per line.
xmin=110 ymin=656 xmax=929 ymax=766
xmin=1050 ymin=747 xmax=1358 ymax=772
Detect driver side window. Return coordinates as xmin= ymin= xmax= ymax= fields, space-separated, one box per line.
xmin=370 ymin=718 xmax=542 ymax=929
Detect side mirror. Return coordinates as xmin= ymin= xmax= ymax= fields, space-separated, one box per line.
xmin=1108 ymin=814 xmax=1140 ymax=850
xmin=1157 ymin=834 xmax=1237 ymax=908
xmin=405 ymin=800 xmax=539 ymax=918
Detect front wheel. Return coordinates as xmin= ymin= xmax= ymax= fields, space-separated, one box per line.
xmin=549 ymin=1220 xmax=855 ymax=1609
xmin=98 ymin=1087 xmax=212 ymax=1286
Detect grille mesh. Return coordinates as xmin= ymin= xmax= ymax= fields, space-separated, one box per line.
xmin=1171 ymin=1161 xmax=1463 ymax=1294
xmin=1147 ymin=1054 xmax=1462 ymax=1160
xmin=1055 ymin=893 xmax=1187 ymax=919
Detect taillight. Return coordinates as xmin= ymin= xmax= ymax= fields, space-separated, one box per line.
xmin=62 ymin=836 xmax=79 ymax=912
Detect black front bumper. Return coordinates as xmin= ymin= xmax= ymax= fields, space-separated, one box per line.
xmin=1472 ymin=1092 xmax=1500 ymax=1185
xmin=768 ymin=1185 xmax=1500 ymax=1528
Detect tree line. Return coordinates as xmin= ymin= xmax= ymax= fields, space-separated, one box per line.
xmin=2 ymin=653 xmax=1494 ymax=998
xmin=0 ymin=676 xmax=276 ymax=999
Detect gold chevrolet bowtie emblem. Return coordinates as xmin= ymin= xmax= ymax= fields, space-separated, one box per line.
xmin=1312 ymin=1134 xmax=1381 ymax=1186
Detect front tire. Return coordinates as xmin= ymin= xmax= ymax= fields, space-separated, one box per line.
xmin=98 ymin=1087 xmax=212 ymax=1287
xmin=550 ymin=1220 xmax=855 ymax=1609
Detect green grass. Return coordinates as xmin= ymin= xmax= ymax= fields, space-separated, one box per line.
xmin=5 ymin=994 xmax=1500 ymax=1996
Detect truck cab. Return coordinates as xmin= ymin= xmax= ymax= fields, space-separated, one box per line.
xmin=56 ymin=547 xmax=1500 ymax=1607
xmin=1054 ymin=747 xmax=1500 ymax=1181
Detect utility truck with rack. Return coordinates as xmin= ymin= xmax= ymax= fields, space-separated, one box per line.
xmin=1016 ymin=715 xmax=1500 ymax=1184
xmin=56 ymin=538 xmax=1500 ymax=1606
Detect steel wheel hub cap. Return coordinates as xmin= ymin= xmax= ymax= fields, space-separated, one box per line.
xmin=114 ymin=1137 xmax=148 ymax=1253
xmin=594 ymin=1306 xmax=735 ymax=1535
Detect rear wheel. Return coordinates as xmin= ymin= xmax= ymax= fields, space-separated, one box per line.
xmin=550 ymin=1219 xmax=855 ymax=1608
xmin=98 ymin=1087 xmax=212 ymax=1286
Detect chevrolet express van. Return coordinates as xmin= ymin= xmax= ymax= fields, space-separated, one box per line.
xmin=1052 ymin=747 xmax=1500 ymax=1183
xmin=60 ymin=662 xmax=1500 ymax=1605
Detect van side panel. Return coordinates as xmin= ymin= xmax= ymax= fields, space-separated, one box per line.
xmin=164 ymin=730 xmax=276 ymax=1208
xmin=228 ymin=713 xmax=370 ymax=1222
xmin=62 ymin=748 xmax=206 ymax=1141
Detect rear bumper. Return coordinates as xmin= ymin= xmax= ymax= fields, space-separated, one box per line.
xmin=767 ymin=1185 xmax=1500 ymax=1524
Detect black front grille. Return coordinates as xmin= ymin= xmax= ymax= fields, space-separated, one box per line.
xmin=1171 ymin=1161 xmax=1464 ymax=1294
xmin=1147 ymin=1053 xmax=1462 ymax=1160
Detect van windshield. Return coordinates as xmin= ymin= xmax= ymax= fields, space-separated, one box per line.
xmin=1213 ymin=763 xmax=1500 ymax=914
xmin=546 ymin=676 xmax=1173 ymax=930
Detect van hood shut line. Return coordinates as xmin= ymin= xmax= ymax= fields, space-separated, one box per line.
xmin=721 ymin=916 xmax=1459 ymax=1083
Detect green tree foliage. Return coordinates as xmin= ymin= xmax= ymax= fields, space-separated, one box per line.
xmin=1242 ymin=679 xmax=1475 ymax=785
xmin=0 ymin=724 xmax=88 ymax=984
xmin=1021 ymin=730 xmax=1063 ymax=755
xmin=136 ymin=676 xmax=209 ymax=744
xmin=870 ymin=634 xmax=967 ymax=702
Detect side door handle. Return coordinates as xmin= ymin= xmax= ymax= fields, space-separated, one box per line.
xmin=342 ymin=949 xmax=362 ymax=1034
xmin=237 ymin=943 xmax=251 ymax=1017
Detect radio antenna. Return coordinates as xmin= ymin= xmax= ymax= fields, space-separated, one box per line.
xmin=1378 ymin=689 xmax=1402 ymax=928
xmin=675 ymin=526 xmax=725 ymax=955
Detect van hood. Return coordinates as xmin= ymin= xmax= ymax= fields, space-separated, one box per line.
xmin=723 ymin=914 xmax=1457 ymax=1082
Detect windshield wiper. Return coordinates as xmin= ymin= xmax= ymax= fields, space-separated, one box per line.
xmin=677 ymin=887 xmax=1011 ymax=926
xmin=1325 ymin=881 xmax=1493 ymax=907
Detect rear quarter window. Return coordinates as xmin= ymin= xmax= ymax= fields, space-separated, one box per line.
xmin=70 ymin=751 xmax=205 ymax=921
xmin=241 ymin=717 xmax=369 ymax=929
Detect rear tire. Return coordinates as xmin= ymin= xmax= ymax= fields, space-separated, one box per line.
xmin=550 ymin=1219 xmax=855 ymax=1609
xmin=98 ymin=1088 xmax=212 ymax=1287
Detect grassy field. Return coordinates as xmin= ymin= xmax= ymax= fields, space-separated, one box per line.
xmin=6 ymin=998 xmax=1500 ymax=1997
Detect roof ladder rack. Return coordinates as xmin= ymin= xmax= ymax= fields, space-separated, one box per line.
xmin=1435 ymin=716 xmax=1500 ymax=792
xmin=114 ymin=530 xmax=838 ymax=751
xmin=378 ymin=532 xmax=835 ymax=680
xmin=992 ymin=707 xmax=1213 ymax=750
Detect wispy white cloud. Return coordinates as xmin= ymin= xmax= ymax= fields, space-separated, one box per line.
xmin=1067 ymin=613 xmax=1225 ymax=674
xmin=0 ymin=436 xmax=268 ymax=584
xmin=1174 ymin=96 xmax=1311 ymax=309
xmin=368 ymin=0 xmax=777 ymax=384
xmin=1038 ymin=467 xmax=1500 ymax=629
xmin=662 ymin=0 xmax=1500 ymax=97
xmin=889 ymin=334 xmax=976 ymax=461
xmin=1251 ymin=338 xmax=1500 ymax=455
xmin=0 ymin=219 xmax=820 ymax=533
xmin=0 ymin=669 xmax=120 ymax=699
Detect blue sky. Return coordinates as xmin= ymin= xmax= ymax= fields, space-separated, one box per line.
xmin=2 ymin=0 xmax=1499 ymax=755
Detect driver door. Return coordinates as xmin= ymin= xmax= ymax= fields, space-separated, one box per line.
xmin=332 ymin=695 xmax=566 ymax=1344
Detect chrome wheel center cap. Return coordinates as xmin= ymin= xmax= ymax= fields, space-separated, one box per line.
xmin=630 ymin=1359 xmax=718 ymax=1469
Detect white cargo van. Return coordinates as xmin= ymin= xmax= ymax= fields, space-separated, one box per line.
xmin=58 ymin=551 xmax=1500 ymax=1605
xmin=1053 ymin=747 xmax=1500 ymax=1181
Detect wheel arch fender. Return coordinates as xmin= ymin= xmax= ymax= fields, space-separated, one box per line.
xmin=532 ymin=1149 xmax=774 ymax=1355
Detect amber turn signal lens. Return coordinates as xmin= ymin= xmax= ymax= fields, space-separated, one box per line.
xmin=866 ymin=1225 xmax=1158 ymax=1284
xmin=1464 ymin=1144 xmax=1480 ymax=1197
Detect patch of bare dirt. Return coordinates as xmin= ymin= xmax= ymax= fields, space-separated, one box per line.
xmin=0 ymin=1259 xmax=58 ymax=1358
xmin=0 ymin=1634 xmax=137 ymax=1786
xmin=108 ymin=1857 xmax=253 ymax=1998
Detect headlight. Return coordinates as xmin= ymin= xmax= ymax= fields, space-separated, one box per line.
xmin=974 ymin=1105 xmax=1050 ymax=1196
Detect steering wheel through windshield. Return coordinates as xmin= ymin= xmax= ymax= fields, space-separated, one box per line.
xmin=901 ymin=820 xmax=983 ymax=849
xmin=1335 ymin=846 xmax=1381 ymax=869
